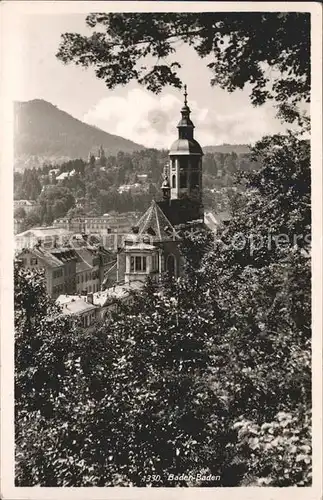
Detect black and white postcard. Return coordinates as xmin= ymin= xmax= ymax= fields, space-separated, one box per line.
xmin=0 ymin=1 xmax=322 ymax=499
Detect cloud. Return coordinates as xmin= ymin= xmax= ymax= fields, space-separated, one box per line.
xmin=83 ymin=88 xmax=288 ymax=148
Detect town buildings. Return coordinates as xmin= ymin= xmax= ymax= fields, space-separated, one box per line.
xmin=16 ymin=87 xmax=208 ymax=323
xmin=17 ymin=245 xmax=77 ymax=298
xmin=56 ymin=293 xmax=99 ymax=327
xmin=52 ymin=212 xmax=141 ymax=250
xmin=16 ymin=234 xmax=116 ymax=299
xmin=15 ymin=226 xmax=72 ymax=252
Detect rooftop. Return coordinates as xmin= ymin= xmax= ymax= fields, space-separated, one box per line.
xmin=137 ymin=200 xmax=178 ymax=242
xmin=93 ymin=280 xmax=145 ymax=306
xmin=17 ymin=247 xmax=63 ymax=268
xmin=14 ymin=200 xmax=39 ymax=206
xmin=169 ymin=138 xmax=203 ymax=156
xmin=56 ymin=295 xmax=97 ymax=314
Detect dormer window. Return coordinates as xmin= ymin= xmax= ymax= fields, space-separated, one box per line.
xmin=147 ymin=227 xmax=156 ymax=236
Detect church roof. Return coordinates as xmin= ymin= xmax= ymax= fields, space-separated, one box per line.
xmin=169 ymin=138 xmax=203 ymax=155
xmin=137 ymin=200 xmax=178 ymax=242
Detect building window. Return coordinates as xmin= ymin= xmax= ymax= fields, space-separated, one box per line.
xmin=30 ymin=258 xmax=38 ymax=265
xmin=135 ymin=256 xmax=142 ymax=271
xmin=179 ymin=158 xmax=188 ymax=169
xmin=131 ymin=256 xmax=147 ymax=272
xmin=172 ymin=174 xmax=176 ymax=188
xmin=130 ymin=255 xmax=148 ymax=273
xmin=171 ymin=160 xmax=176 ymax=170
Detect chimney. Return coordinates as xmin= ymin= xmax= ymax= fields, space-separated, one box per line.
xmin=87 ymin=292 xmax=93 ymax=304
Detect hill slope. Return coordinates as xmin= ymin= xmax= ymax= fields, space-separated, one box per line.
xmin=203 ymin=144 xmax=251 ymax=154
xmin=14 ymin=99 xmax=145 ymax=169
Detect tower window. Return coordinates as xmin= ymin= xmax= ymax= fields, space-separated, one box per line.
xmin=179 ymin=158 xmax=188 ymax=169
xmin=191 ymin=172 xmax=199 ymax=188
xmin=179 ymin=172 xmax=187 ymax=188
xmin=172 ymin=175 xmax=176 ymax=188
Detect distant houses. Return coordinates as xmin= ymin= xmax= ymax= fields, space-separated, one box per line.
xmin=14 ymin=199 xmax=40 ymax=214
xmin=15 ymin=226 xmax=71 ymax=252
xmin=52 ymin=213 xmax=141 ymax=250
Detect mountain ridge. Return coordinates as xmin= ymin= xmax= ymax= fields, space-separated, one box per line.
xmin=14 ymin=99 xmax=251 ymax=170
xmin=14 ymin=99 xmax=146 ymax=170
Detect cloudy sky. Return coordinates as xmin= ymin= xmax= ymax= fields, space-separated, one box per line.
xmin=8 ymin=9 xmax=292 ymax=149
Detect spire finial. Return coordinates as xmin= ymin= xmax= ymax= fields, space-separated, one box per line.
xmin=184 ymin=84 xmax=188 ymax=106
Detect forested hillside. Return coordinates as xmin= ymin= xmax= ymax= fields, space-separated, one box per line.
xmin=14 ymin=148 xmax=260 ymax=230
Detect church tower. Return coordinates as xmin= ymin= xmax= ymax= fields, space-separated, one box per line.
xmin=118 ymin=86 xmax=206 ymax=286
xmin=168 ymin=86 xmax=203 ymax=206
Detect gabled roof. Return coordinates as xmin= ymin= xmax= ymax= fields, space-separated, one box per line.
xmin=74 ymin=247 xmax=96 ymax=265
xmin=17 ymin=247 xmax=63 ymax=268
xmin=137 ymin=200 xmax=178 ymax=242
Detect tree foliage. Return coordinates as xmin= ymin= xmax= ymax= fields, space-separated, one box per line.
xmin=57 ymin=12 xmax=310 ymax=124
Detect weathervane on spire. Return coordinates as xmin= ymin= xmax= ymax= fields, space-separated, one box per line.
xmin=184 ymin=84 xmax=188 ymax=106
